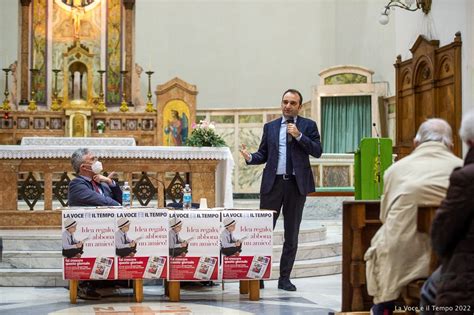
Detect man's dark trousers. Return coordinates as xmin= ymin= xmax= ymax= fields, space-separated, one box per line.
xmin=260 ymin=176 xmax=306 ymax=279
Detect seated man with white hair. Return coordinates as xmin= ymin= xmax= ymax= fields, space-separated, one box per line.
xmin=364 ymin=118 xmax=463 ymax=315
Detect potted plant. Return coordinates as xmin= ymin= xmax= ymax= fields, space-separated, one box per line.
xmin=96 ymin=120 xmax=105 ymax=134
xmin=185 ymin=120 xmax=227 ymax=147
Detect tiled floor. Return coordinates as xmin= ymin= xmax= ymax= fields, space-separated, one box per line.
xmin=0 ymin=275 xmax=341 ymax=315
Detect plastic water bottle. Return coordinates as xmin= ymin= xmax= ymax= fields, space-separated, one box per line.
xmin=183 ymin=184 xmax=192 ymax=209
xmin=122 ymin=181 xmax=131 ymax=207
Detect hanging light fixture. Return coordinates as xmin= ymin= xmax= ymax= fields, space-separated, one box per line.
xmin=379 ymin=0 xmax=432 ymax=25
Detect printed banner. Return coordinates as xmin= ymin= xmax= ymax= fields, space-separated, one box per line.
xmin=62 ymin=209 xmax=116 ymax=280
xmin=115 ymin=209 xmax=168 ymax=279
xmin=168 ymin=211 xmax=220 ymax=281
xmin=221 ymin=210 xmax=273 ymax=280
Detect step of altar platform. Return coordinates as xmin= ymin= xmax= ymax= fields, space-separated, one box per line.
xmin=0 ymin=269 xmax=68 ymax=287
xmin=1 ymin=251 xmax=62 ymax=269
xmin=271 ymin=256 xmax=342 ymax=279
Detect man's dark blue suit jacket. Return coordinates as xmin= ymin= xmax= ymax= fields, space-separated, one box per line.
xmin=247 ymin=116 xmax=322 ymax=196
xmin=68 ymin=176 xmax=122 ymax=207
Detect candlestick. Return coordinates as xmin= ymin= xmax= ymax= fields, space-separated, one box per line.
xmin=96 ymin=70 xmax=107 ymax=112
xmin=119 ymin=70 xmax=129 ymax=112
xmin=28 ymin=68 xmax=39 ymax=111
xmin=2 ymin=68 xmax=11 ymax=111
xmin=145 ymin=70 xmax=156 ymax=112
xmin=51 ymin=69 xmax=61 ymax=111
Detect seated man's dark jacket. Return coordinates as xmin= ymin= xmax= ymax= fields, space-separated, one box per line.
xmin=431 ymin=147 xmax=474 ymax=307
xmin=68 ymin=175 xmax=122 ymax=207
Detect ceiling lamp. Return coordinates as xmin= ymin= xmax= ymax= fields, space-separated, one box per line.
xmin=379 ymin=0 xmax=432 ymax=25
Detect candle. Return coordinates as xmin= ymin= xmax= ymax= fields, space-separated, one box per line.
xmin=148 ymin=54 xmax=151 ymax=71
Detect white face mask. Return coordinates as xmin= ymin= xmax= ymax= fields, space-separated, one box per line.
xmin=91 ymin=161 xmax=103 ymax=174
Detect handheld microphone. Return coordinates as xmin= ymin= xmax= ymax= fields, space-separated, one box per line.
xmin=373 ymin=123 xmax=380 ymax=138
xmin=287 ymin=118 xmax=294 ymax=143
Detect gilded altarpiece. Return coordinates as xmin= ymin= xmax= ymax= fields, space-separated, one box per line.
xmin=25 ymin=0 xmax=127 ymax=108
xmin=52 ymin=0 xmax=102 ymax=103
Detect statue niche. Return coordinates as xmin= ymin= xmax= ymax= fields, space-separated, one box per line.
xmin=69 ymin=61 xmax=87 ymax=101
xmin=62 ymin=41 xmax=95 ymax=107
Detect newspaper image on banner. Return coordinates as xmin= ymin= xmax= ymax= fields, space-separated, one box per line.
xmin=168 ymin=210 xmax=220 ymax=281
xmin=62 ymin=209 xmax=116 ymax=280
xmin=221 ymin=210 xmax=273 ymax=280
xmin=115 ymin=208 xmax=168 ymax=279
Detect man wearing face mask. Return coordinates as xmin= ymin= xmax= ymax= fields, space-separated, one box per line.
xmin=67 ymin=148 xmax=122 ymax=300
xmin=68 ymin=148 xmax=122 ymax=207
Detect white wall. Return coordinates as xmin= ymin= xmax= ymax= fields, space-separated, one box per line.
xmin=135 ymin=0 xmax=396 ymax=108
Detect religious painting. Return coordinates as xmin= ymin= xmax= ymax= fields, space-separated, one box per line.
xmin=162 ymin=100 xmax=190 ymax=146
xmin=32 ymin=0 xmax=48 ymax=105
xmin=50 ymin=118 xmax=63 ymax=130
xmin=126 ymin=119 xmax=137 ymax=131
xmin=106 ymin=0 xmax=122 ymax=105
xmin=18 ymin=118 xmax=30 ymax=129
xmin=110 ymin=119 xmax=122 ymax=130
xmin=34 ymin=118 xmax=46 ymax=129
xmin=142 ymin=119 xmax=154 ymax=131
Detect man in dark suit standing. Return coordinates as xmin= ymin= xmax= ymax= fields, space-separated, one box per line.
xmin=240 ymin=89 xmax=322 ymax=291
xmin=68 ymin=148 xmax=122 ymax=207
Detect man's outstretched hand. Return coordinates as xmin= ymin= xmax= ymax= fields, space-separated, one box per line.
xmin=239 ymin=144 xmax=251 ymax=162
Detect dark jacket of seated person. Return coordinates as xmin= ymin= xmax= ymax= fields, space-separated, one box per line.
xmin=69 ymin=175 xmax=122 ymax=207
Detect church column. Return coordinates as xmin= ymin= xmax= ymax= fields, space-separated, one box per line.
xmin=19 ymin=0 xmax=32 ymax=105
xmin=123 ymin=0 xmax=135 ymax=105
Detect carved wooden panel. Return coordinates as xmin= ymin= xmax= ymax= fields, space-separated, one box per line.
xmin=394 ymin=32 xmax=462 ymax=159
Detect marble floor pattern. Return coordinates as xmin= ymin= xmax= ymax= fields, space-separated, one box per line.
xmin=0 ymin=275 xmax=341 ymax=315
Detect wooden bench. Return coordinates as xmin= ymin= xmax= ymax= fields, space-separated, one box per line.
xmin=342 ymin=201 xmax=439 ymax=313
xmin=69 ymin=279 xmax=144 ymax=304
xmin=400 ymin=205 xmax=439 ymax=314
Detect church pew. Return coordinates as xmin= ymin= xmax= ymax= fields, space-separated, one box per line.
xmin=342 ymin=201 xmax=439 ymax=313
xmin=400 ymin=205 xmax=439 ymax=314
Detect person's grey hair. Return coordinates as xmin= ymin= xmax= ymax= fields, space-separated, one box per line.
xmin=414 ymin=118 xmax=453 ymax=148
xmin=460 ymin=110 xmax=474 ymax=143
xmin=71 ymin=148 xmax=90 ymax=174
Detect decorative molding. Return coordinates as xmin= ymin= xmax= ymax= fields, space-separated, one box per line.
xmin=156 ymin=77 xmax=198 ymax=96
xmin=20 ymin=137 xmax=136 ymax=146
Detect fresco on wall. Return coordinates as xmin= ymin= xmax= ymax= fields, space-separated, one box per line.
xmin=163 ymin=100 xmax=190 ymax=146
xmin=31 ymin=0 xmax=48 ymax=104
xmin=106 ymin=0 xmax=122 ymax=105
xmin=324 ymin=73 xmax=367 ymax=85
